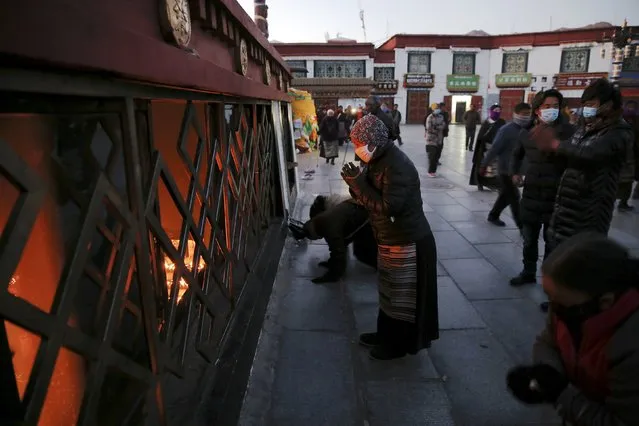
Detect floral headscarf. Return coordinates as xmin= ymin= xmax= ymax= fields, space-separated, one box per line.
xmin=350 ymin=114 xmax=390 ymax=150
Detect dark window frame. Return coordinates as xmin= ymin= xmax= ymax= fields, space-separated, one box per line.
xmin=501 ymin=52 xmax=529 ymax=73
xmin=452 ymin=53 xmax=476 ymax=75
xmin=559 ymin=49 xmax=591 ymax=73
xmin=407 ymin=52 xmax=432 ymax=74
xmin=374 ymin=67 xmax=396 ymax=81
xmin=313 ymin=60 xmax=367 ymax=78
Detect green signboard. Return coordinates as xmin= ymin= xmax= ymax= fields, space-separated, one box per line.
xmin=446 ymin=74 xmax=479 ymax=92
xmin=495 ymin=73 xmax=532 ymax=88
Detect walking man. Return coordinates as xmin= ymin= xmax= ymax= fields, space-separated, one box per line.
xmin=481 ymin=102 xmax=531 ymax=228
xmin=509 ymin=90 xmax=575 ymax=287
xmin=390 ymin=104 xmax=403 ymax=145
xmin=463 ymin=104 xmax=481 ymax=151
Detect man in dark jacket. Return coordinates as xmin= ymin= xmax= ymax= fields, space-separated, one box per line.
xmin=480 ymin=102 xmax=531 ymax=228
xmin=365 ymin=96 xmax=398 ymax=142
xmin=534 ymin=79 xmax=632 ymax=286
xmin=390 ymin=104 xmax=403 ymax=146
xmin=288 ymin=195 xmax=376 ymax=283
xmin=463 ymin=104 xmax=481 ymax=151
xmin=510 ymin=90 xmax=575 ymax=287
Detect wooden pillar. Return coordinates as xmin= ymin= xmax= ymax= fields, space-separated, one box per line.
xmin=254 ymin=0 xmax=268 ymax=39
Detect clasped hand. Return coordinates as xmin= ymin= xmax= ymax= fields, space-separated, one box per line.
xmin=341 ymin=162 xmax=362 ymax=184
xmin=529 ymin=125 xmax=560 ymax=152
xmin=506 ymin=364 xmax=568 ymax=405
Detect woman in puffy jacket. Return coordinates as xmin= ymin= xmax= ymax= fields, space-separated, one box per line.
xmin=532 ymin=79 xmax=633 ymax=249
xmin=341 ymin=114 xmax=439 ymax=361
xmin=507 ymin=233 xmax=639 ymax=426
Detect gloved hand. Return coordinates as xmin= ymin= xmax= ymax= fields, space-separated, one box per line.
xmin=341 ymin=162 xmax=362 ymax=186
xmin=529 ymin=364 xmax=568 ymax=404
xmin=507 ymin=364 xmax=567 ymax=405
xmin=318 ymin=260 xmax=330 ymax=268
xmin=311 ymin=273 xmax=340 ymax=284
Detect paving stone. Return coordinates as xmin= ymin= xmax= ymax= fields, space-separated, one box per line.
xmin=270 ymin=330 xmax=360 ymax=426
xmin=351 ymin=302 xmax=377 ymax=335
xmin=437 ymin=261 xmax=448 ymax=276
xmin=440 ymin=258 xmax=521 ymax=300
xmin=454 ymin=196 xmax=494 ymax=212
xmin=438 ymin=277 xmax=486 ymax=330
xmin=358 ymin=349 xmax=440 ymax=381
xmin=287 ymin=243 xmax=332 ymax=278
xmin=447 ymin=189 xmax=472 ymax=199
xmin=426 ymin=212 xmax=454 ymax=232
xmin=428 ymin=329 xmax=560 ymax=426
xmin=279 ymin=277 xmax=349 ymax=332
xmin=433 ymin=231 xmax=482 ymax=259
xmin=473 ymin=299 xmax=548 ymax=364
xmin=421 ymin=202 xmax=435 ymax=212
xmin=451 ymin=221 xmax=513 ymax=244
xmin=472 ymin=210 xmax=520 ymax=229
xmin=475 ymin=242 xmax=540 ymax=278
xmin=431 ymin=203 xmax=476 ymax=222
xmin=347 ymin=280 xmax=378 ymax=306
xmin=422 ymin=192 xmax=459 ymax=206
xmin=366 ymin=381 xmax=454 ymax=426
xmin=609 ymin=227 xmax=639 ymax=249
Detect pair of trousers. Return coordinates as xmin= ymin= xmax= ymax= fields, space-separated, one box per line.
xmin=489 ymin=175 xmax=521 ymax=226
xmin=465 ymin=126 xmax=476 ymax=150
xmin=618 ymin=182 xmax=633 ymax=204
xmin=426 ymin=145 xmax=441 ymax=173
xmin=520 ymin=221 xmax=550 ymax=276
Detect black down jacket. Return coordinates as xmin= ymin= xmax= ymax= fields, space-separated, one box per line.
xmin=548 ymin=119 xmax=634 ymax=245
xmin=511 ymin=119 xmax=576 ymax=224
xmin=349 ymin=144 xmax=431 ymax=245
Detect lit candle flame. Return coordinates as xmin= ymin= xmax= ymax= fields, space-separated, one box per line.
xmin=164 ymin=239 xmax=205 ymax=303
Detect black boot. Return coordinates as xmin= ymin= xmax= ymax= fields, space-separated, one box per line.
xmin=618 ymin=202 xmax=634 ymax=212
xmin=487 ymin=214 xmax=506 ymax=227
xmin=510 ymin=272 xmax=536 ymax=286
xmin=369 ymin=345 xmax=407 ymax=361
xmin=359 ymin=332 xmax=380 ymax=348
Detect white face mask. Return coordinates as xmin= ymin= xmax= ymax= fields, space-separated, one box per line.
xmin=539 ymin=108 xmax=559 ymax=123
xmin=355 ymin=145 xmax=376 ymax=163
xmin=582 ymin=106 xmax=598 ymax=118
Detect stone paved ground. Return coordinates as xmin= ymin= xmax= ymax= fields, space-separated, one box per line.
xmin=238 ymin=124 xmax=639 ymax=426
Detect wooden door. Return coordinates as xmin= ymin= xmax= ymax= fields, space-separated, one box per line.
xmin=498 ymin=90 xmax=524 ymax=121
xmin=471 ymin=95 xmax=484 ymax=120
xmin=406 ymin=90 xmax=430 ymax=124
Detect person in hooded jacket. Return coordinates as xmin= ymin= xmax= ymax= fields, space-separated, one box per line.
xmin=506 ymin=233 xmax=639 ymax=426
xmin=470 ymin=104 xmax=506 ymax=190
xmin=341 ymin=114 xmax=439 ymax=361
xmin=510 ymin=90 xmax=575 ymax=287
xmin=532 ymin=79 xmax=633 ymax=251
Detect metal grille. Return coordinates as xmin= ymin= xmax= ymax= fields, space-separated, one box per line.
xmin=407 ymin=53 xmax=431 ymax=74
xmin=502 ymin=52 xmax=528 ymax=73
xmin=560 ymin=49 xmax=590 ymax=73
xmin=453 ymin=53 xmax=475 ymax=75
xmin=0 ymin=95 xmax=282 ymax=425
xmin=285 ymin=60 xmax=307 ymax=78
xmin=374 ymin=67 xmax=395 ymax=81
xmin=314 ymin=60 xmax=366 ymax=78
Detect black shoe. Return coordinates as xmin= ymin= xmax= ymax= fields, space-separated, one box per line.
xmin=478 ymin=185 xmax=484 ymax=191
xmin=369 ymin=346 xmax=407 ymax=361
xmin=540 ymin=301 xmax=549 ymax=312
xmin=510 ymin=273 xmax=536 ymax=286
xmin=618 ymin=203 xmax=634 ymax=212
xmin=487 ymin=216 xmax=506 ymax=227
xmin=288 ymin=222 xmax=307 ymax=240
xmin=359 ymin=332 xmax=380 ymax=347
xmin=437 ymin=162 xmax=442 ymax=166
xmin=311 ymin=273 xmax=339 ymax=284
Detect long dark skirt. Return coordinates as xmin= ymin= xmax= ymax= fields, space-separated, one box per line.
xmin=376 ymin=233 xmax=439 ymax=354
xmin=469 ymin=143 xmax=500 ymax=189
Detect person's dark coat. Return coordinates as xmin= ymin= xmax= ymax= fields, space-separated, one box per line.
xmin=511 ymin=117 xmax=576 ymax=224
xmin=620 ymin=115 xmax=638 ymax=183
xmin=304 ymin=195 xmax=377 ymax=282
xmin=469 ymin=118 xmax=506 ymax=186
xmin=549 ymin=118 xmax=634 ymax=245
xmin=441 ymin=111 xmax=450 ymax=138
xmin=374 ymin=109 xmax=399 ymax=142
xmin=349 ymin=144 xmax=431 ymax=245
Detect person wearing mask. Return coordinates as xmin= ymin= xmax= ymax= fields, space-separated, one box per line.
xmin=318 ymin=109 xmax=340 ymax=165
xmin=463 ymin=104 xmax=481 ymax=151
xmin=618 ymin=100 xmax=639 ymax=210
xmin=510 ymin=90 xmax=575 ymax=287
xmin=532 ymin=79 xmax=633 ymax=306
xmin=341 ymin=114 xmax=439 ymax=361
xmin=480 ymin=102 xmax=530 ymax=228
xmin=365 ymin=96 xmax=398 ymax=142
xmin=425 ymin=103 xmax=445 ymax=177
xmin=470 ymin=104 xmax=506 ymax=191
xmin=506 ymin=233 xmax=639 ymax=426
xmin=438 ymin=102 xmax=450 ymax=165
xmin=390 ymin=104 xmax=403 ymax=146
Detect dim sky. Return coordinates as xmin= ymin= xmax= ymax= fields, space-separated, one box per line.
xmin=237 ymin=0 xmax=639 ymax=45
